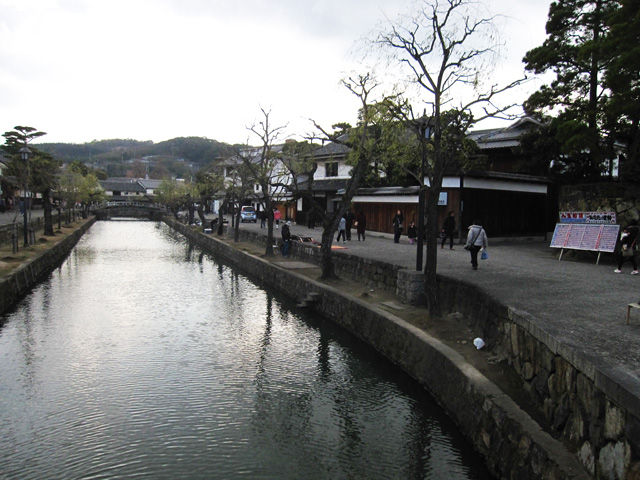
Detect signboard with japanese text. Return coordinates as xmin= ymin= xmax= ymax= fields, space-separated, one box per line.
xmin=550 ymin=224 xmax=571 ymax=248
xmin=559 ymin=211 xmax=616 ymax=224
xmin=550 ymin=223 xmax=620 ymax=252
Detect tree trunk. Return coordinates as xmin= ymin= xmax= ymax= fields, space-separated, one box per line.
xmin=588 ymin=0 xmax=603 ymax=179
xmin=265 ymin=216 xmax=274 ymax=256
xmin=234 ymin=209 xmax=241 ymax=242
xmin=188 ymin=203 xmax=195 ymax=224
xmin=424 ymin=187 xmax=441 ymax=316
xmin=197 ymin=203 xmax=205 ymax=224
xmin=216 ymin=201 xmax=225 ymax=235
xmin=43 ymin=189 xmax=54 ymax=236
xmin=319 ymin=222 xmax=337 ymax=280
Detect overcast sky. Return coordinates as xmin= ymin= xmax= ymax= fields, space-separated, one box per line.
xmin=1 ymin=0 xmax=551 ymax=145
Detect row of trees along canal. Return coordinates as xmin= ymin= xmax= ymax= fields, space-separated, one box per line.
xmin=7 ymin=0 xmax=637 ymax=317
xmin=157 ymin=0 xmax=525 ymax=316
xmin=1 ymin=126 xmax=104 ymax=244
xmin=157 ymin=0 xmax=640 ymax=316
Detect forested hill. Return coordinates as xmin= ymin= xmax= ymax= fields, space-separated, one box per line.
xmin=36 ymin=136 xmax=238 ymax=167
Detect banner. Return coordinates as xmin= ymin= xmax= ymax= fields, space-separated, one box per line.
xmin=559 ymin=211 xmax=616 ymax=224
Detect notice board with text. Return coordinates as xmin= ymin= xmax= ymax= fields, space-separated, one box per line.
xmin=550 ymin=223 xmax=619 ymax=252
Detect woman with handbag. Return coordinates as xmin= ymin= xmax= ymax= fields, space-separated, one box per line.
xmin=615 ymin=227 xmax=638 ymax=274
xmin=464 ymin=220 xmax=488 ymax=270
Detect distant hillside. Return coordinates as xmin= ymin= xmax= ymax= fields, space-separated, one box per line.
xmin=37 ymin=137 xmax=237 ymax=164
xmin=35 ymin=136 xmax=239 ymax=179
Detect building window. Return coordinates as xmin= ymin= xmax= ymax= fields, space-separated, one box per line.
xmin=255 ymin=184 xmax=260 ymax=192
xmin=325 ymin=162 xmax=338 ymax=177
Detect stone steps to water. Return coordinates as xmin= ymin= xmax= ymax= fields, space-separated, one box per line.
xmin=296 ymin=291 xmax=320 ymax=308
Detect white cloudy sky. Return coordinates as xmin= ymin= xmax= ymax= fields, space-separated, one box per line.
xmin=1 ymin=0 xmax=551 ymax=145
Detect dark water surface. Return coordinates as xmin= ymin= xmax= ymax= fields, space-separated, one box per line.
xmin=0 ymin=221 xmax=492 ymax=479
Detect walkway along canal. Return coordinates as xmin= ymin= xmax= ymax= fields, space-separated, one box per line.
xmin=0 ymin=220 xmax=492 ymax=479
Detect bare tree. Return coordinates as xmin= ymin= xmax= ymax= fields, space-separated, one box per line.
xmin=243 ymin=108 xmax=288 ymax=256
xmin=377 ymin=0 xmax=524 ymax=314
xmin=298 ymin=73 xmax=385 ymax=279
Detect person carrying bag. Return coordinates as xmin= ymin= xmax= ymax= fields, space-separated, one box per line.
xmin=615 ymin=226 xmax=638 ymax=274
xmin=465 ymin=220 xmax=488 ymax=270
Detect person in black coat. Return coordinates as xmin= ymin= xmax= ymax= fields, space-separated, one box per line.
xmin=615 ymin=226 xmax=638 ymax=274
xmin=356 ymin=211 xmax=367 ymax=241
xmin=281 ymin=221 xmax=292 ymax=257
xmin=392 ymin=210 xmax=403 ymax=243
xmin=441 ymin=211 xmax=456 ymax=250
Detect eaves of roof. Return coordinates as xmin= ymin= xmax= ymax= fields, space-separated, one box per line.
xmin=297 ymin=178 xmax=349 ymax=192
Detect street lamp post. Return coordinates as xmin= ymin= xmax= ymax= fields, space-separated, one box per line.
xmin=19 ymin=146 xmax=31 ymax=247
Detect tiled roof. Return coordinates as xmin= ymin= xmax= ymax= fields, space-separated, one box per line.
xmin=468 ymin=117 xmax=542 ymax=150
xmin=297 ymin=178 xmax=349 ymax=192
xmin=138 ymin=179 xmax=163 ymax=189
xmin=100 ymin=180 xmax=146 ymax=193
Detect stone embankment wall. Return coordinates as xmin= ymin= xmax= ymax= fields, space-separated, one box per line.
xmin=166 ymin=218 xmax=590 ymax=480
xmin=560 ymin=183 xmax=640 ymax=227
xmin=194 ymin=222 xmax=640 ymax=479
xmin=0 ymin=218 xmax=95 ymax=315
xmin=438 ymin=277 xmax=640 ymax=480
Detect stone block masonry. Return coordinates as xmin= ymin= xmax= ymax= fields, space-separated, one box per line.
xmin=0 ymin=218 xmax=96 ymax=315
xmin=166 ymin=218 xmax=591 ymax=480
xmin=194 ymin=222 xmax=640 ymax=479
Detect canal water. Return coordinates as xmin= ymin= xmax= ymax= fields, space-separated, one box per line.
xmin=0 ymin=221 xmax=492 ymax=479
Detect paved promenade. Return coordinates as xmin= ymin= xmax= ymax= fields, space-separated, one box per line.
xmin=237 ymin=220 xmax=640 ymax=397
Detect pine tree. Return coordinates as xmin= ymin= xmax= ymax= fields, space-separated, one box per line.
xmin=523 ymin=0 xmax=619 ymax=180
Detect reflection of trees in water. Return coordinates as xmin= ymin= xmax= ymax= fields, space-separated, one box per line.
xmin=250 ymin=293 xmax=315 ymax=459
xmin=185 ymin=243 xmax=194 ymax=262
xmin=15 ymin=299 xmax=38 ymax=397
xmin=316 ymin=330 xmax=331 ymax=381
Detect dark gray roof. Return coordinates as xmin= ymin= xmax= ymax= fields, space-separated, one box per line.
xmin=468 ymin=117 xmax=542 ymax=150
xmin=100 ymin=179 xmax=146 ymax=193
xmin=463 ymin=170 xmax=551 ymax=184
xmin=297 ymin=178 xmax=349 ymax=192
xmin=138 ymin=179 xmax=163 ymax=189
xmin=354 ymin=186 xmax=420 ymax=196
xmin=312 ymin=135 xmax=350 ymax=159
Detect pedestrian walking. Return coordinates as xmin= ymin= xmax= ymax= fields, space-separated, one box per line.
xmin=441 ymin=211 xmax=456 ymax=250
xmin=407 ymin=221 xmax=417 ymax=245
xmin=274 ymin=208 xmax=281 ymax=229
xmin=260 ymin=210 xmax=266 ymax=228
xmin=392 ymin=209 xmax=403 ymax=243
xmin=281 ymin=221 xmax=292 ymax=257
xmin=336 ymin=215 xmax=347 ymax=243
xmin=356 ymin=211 xmax=367 ymax=241
xmin=464 ymin=220 xmax=488 ymax=270
xmin=614 ymin=226 xmax=639 ymax=274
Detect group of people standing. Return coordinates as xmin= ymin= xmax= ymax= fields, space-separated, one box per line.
xmin=336 ymin=210 xmax=367 ymax=243
xmin=392 ymin=209 xmax=488 ymax=270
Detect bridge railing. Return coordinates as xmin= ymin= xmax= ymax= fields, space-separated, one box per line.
xmin=93 ymin=201 xmax=168 ymax=211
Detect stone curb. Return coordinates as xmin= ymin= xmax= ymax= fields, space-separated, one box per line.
xmin=0 ymin=218 xmax=96 ymax=315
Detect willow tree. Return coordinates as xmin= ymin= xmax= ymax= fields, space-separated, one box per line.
xmin=377 ymin=0 xmax=523 ymax=314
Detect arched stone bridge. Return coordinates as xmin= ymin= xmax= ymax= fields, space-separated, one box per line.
xmin=92 ymin=201 xmax=168 ymax=220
